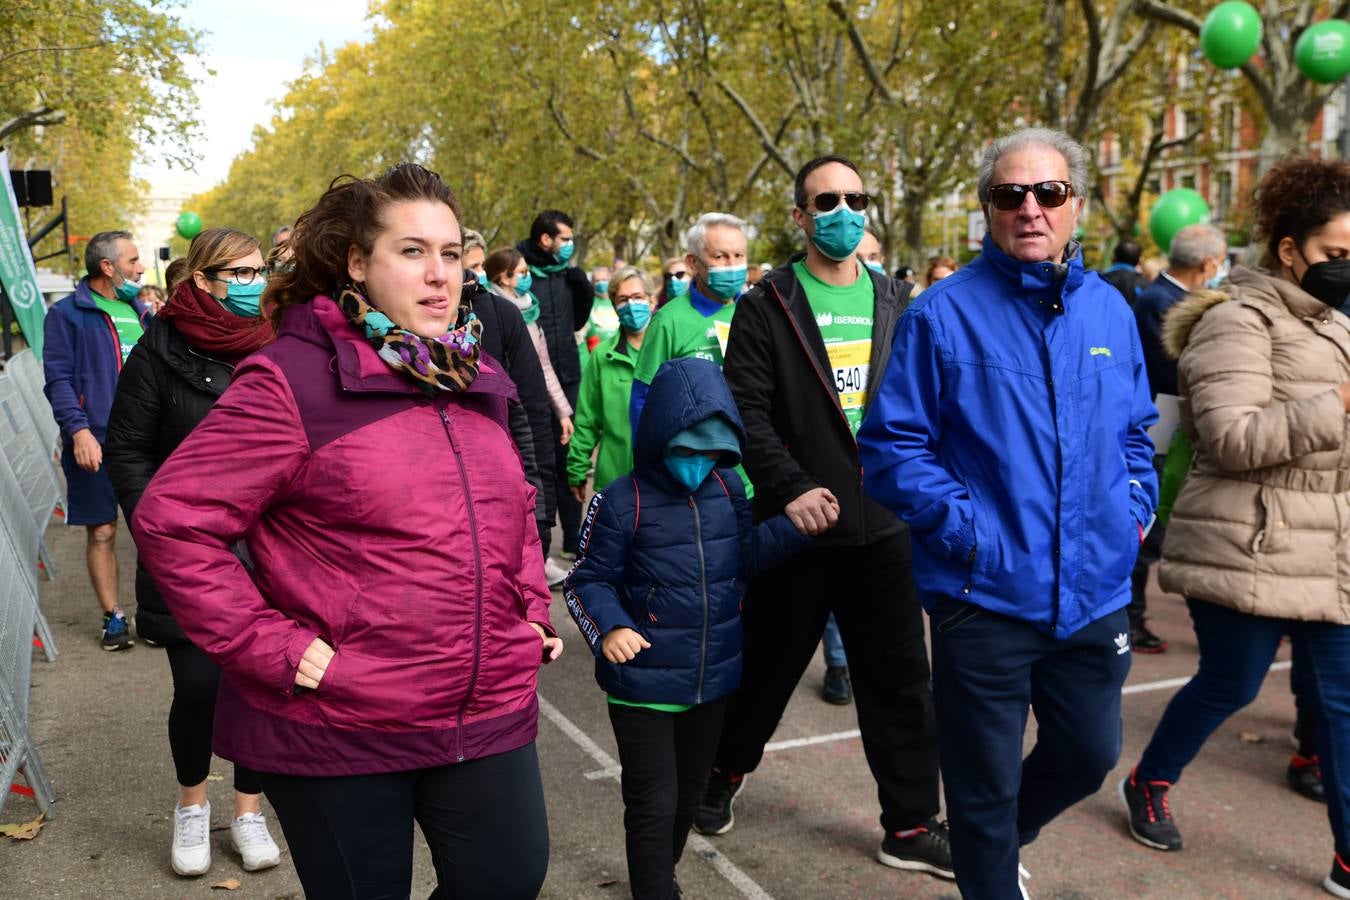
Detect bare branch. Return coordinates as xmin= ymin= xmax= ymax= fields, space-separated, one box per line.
xmin=713 ymin=77 xmax=797 ymax=176
xmin=0 ymin=105 xmax=67 ymax=142
xmin=825 ymin=0 xmax=897 ymax=105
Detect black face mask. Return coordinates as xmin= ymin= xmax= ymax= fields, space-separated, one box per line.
xmin=1297 ymin=248 xmax=1350 ymax=312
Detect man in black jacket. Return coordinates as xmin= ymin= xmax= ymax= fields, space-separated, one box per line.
xmin=695 ymin=156 xmax=950 ymax=881
xmin=459 ymin=277 xmax=557 ymax=551
xmin=517 ymin=210 xmax=594 ymax=556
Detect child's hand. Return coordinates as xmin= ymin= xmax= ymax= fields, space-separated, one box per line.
xmin=530 ymin=622 xmax=564 ymax=664
xmin=602 ymin=627 xmax=651 ymax=664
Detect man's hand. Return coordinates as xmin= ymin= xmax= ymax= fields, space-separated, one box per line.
xmin=530 ymin=621 xmax=564 ymax=663
xmin=72 ymin=428 xmax=102 ymax=473
xmin=569 ymin=482 xmax=588 ymax=504
xmin=785 ymin=487 xmax=840 ymax=536
xmin=294 ymin=637 xmax=334 ymax=690
xmin=602 ymin=627 xmax=651 ymax=664
xmin=560 ymin=416 xmax=574 ymax=446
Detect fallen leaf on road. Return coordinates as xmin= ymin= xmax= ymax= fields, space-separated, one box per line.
xmin=597 ymin=880 xmax=618 ymax=888
xmin=211 ymin=878 xmax=242 ymax=891
xmin=0 ymin=815 xmax=45 ymax=840
xmin=1239 ymin=732 xmax=1265 ymax=743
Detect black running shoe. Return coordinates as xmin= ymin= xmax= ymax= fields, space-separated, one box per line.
xmin=876 ymin=818 xmax=955 ymax=880
xmin=1130 ymin=621 xmax=1167 ymax=654
xmin=1289 ymin=754 xmax=1326 ymax=803
xmin=101 ymin=612 xmax=134 ymax=652
xmin=1120 ymin=768 xmax=1182 ymax=851
xmin=1326 ymin=853 xmax=1350 ymax=898
xmin=693 ymin=769 xmax=747 ymax=835
xmin=822 ymin=666 xmax=853 ymax=705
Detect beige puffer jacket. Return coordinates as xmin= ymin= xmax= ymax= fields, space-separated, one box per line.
xmin=1159 ymin=266 xmax=1350 ymax=623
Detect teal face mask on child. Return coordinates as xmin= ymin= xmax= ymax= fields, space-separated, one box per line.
xmin=665 ymin=452 xmax=716 ymax=492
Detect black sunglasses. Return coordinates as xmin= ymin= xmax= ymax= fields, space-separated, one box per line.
xmin=806 ymin=191 xmax=869 ymax=213
xmin=988 ymin=181 xmax=1073 ymax=212
xmin=667 ymin=271 xmax=690 ymax=280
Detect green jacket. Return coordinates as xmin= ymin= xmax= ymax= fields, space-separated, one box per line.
xmin=568 ymin=333 xmax=638 ymax=490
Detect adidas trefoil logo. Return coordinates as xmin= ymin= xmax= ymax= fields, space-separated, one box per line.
xmin=1115 ymin=632 xmax=1131 ymax=655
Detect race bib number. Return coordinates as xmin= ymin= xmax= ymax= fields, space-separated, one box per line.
xmin=827 ymin=339 xmax=869 ymax=409
xmin=714 ymin=319 xmax=732 ymax=358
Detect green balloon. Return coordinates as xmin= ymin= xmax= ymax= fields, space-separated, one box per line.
xmin=1149 ymin=189 xmax=1211 ymax=253
xmin=176 ymin=211 xmax=203 ymax=240
xmin=1295 ymin=20 xmax=1350 ymax=84
xmin=1200 ymin=1 xmax=1263 ymax=69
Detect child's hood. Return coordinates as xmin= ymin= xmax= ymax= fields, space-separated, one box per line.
xmin=633 ymin=357 xmax=746 ymax=479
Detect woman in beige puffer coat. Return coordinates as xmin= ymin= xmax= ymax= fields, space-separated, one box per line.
xmin=1119 ymin=158 xmax=1350 ymax=900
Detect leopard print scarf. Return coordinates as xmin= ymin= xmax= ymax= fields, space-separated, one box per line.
xmin=336 ymin=285 xmax=482 ymax=394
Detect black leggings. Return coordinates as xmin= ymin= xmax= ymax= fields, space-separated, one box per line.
xmin=608 ymin=700 xmax=727 ymax=900
xmin=257 ymin=742 xmax=549 ymax=900
xmin=165 ymin=641 xmax=261 ymax=794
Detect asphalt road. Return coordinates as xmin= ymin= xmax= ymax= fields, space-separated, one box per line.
xmin=0 ymin=519 xmax=1332 ymax=899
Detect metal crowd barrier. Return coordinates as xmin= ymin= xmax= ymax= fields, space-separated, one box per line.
xmin=0 ymin=364 xmax=64 ymax=579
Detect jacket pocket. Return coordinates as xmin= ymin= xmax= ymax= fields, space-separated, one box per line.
xmin=1251 ymin=485 xmax=1291 ymax=556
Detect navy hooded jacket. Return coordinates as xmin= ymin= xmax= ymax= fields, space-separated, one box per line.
xmin=564 ymin=357 xmax=805 ymax=705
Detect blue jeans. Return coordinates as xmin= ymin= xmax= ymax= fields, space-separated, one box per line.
xmin=822 ymin=613 xmax=847 ymax=668
xmin=931 ymin=597 xmax=1131 ymax=900
xmin=1137 ymin=597 xmax=1350 ymax=853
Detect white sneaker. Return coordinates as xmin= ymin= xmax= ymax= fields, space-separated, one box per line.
xmin=1019 ymin=863 xmax=1031 ymax=900
xmin=230 ymin=811 xmax=282 ymax=872
xmin=544 ymin=557 xmax=571 ymax=587
xmin=171 ymin=802 xmax=211 ymax=876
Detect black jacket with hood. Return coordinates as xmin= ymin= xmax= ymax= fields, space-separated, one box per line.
xmin=722 ymin=256 xmax=912 ymax=548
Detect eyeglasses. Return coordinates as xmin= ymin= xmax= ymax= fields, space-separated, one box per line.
xmin=614 ymin=292 xmax=649 ymax=304
xmin=807 ymin=192 xmax=869 ymax=212
xmin=667 ymin=271 xmax=690 ymax=281
xmin=206 ymin=265 xmax=267 ymax=285
xmin=987 ymin=181 xmax=1073 ymax=212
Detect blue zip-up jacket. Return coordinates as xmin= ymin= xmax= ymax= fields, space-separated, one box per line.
xmin=43 ymin=277 xmax=149 ymax=444
xmin=857 ymin=235 xmax=1158 ymax=637
xmin=564 ymin=357 xmax=805 ymax=705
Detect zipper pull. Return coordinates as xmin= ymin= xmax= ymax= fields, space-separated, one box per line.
xmin=439 ymin=407 xmax=459 ymax=450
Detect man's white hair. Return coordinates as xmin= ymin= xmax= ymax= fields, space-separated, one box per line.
xmin=685 ymin=212 xmax=747 ymax=260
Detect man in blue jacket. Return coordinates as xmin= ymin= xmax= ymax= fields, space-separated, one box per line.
xmin=43 ymin=230 xmax=148 ymax=651
xmin=857 ymin=128 xmax=1158 ymax=899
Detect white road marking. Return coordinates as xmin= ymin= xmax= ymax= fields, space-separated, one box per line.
xmin=1122 ymin=660 xmax=1290 ymax=696
xmin=538 ymin=695 xmax=774 ymax=900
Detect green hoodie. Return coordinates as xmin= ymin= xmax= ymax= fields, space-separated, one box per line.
xmin=567 ymin=332 xmax=639 ymax=490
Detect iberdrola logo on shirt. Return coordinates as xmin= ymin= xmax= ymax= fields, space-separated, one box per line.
xmin=816 ymin=311 xmax=833 ymax=328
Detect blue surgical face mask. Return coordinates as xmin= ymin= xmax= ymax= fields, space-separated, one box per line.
xmin=115 ymin=275 xmax=142 ymax=303
xmin=704 ymin=265 xmax=746 ymax=301
xmin=473 ymin=269 xmax=489 ymax=287
xmin=666 ymin=275 xmax=690 ymax=298
xmin=220 ymin=280 xmax=265 ymax=317
xmin=863 ymin=259 xmax=885 ymax=274
xmin=595 ymin=280 xmax=608 ymax=296
xmin=665 ymin=452 xmax=716 ymax=492
xmin=810 ymin=206 xmax=867 ymax=261
xmin=515 ymin=271 xmax=534 ymax=295
xmin=1203 ymin=258 xmax=1230 ymax=290
xmin=617 ymin=300 xmax=651 ymax=332
xmin=555 ymin=239 xmax=575 ymax=264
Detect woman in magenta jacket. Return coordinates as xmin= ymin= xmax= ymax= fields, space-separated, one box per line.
xmin=132 ymin=163 xmax=563 ymax=899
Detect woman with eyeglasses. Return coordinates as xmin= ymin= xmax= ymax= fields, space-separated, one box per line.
xmin=656 ymin=257 xmax=691 ymax=309
xmin=129 ymin=165 xmax=562 ymax=897
xmin=566 ymin=266 xmax=652 ymax=506
xmin=1120 ymin=156 xmax=1350 ymax=900
xmin=105 ymin=227 xmax=281 ymax=879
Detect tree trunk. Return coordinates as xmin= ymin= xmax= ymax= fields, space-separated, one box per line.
xmin=901 ymin=193 xmax=927 ymax=269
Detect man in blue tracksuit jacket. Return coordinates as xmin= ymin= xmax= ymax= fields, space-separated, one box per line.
xmin=858 ymin=128 xmax=1158 ymax=899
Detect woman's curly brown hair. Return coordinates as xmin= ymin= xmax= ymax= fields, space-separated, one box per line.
xmin=1254 ymin=156 xmax=1350 ymax=268
xmin=262 ymin=163 xmax=461 ymax=328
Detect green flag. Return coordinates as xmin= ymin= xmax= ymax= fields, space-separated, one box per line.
xmin=0 ymin=151 xmax=46 ymax=358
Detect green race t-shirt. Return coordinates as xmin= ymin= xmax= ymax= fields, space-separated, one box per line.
xmin=91 ymin=291 xmax=144 ymax=364
xmin=633 ymin=293 xmax=736 ymax=385
xmin=607 ymin=695 xmax=695 ymax=714
xmin=793 ymin=261 xmax=874 ymax=435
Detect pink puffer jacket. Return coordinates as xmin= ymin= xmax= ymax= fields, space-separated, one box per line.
xmin=132 ymin=296 xmax=555 ymax=776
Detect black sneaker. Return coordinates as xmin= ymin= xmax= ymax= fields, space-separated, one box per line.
xmin=876 ymin=819 xmax=955 ymax=879
xmin=693 ymin=769 xmax=747 ymax=835
xmin=101 ymin=612 xmax=134 ymax=652
xmin=1130 ymin=621 xmax=1167 ymax=654
xmin=1289 ymin=754 xmax=1326 ymax=803
xmin=822 ymin=666 xmax=853 ymax=705
xmin=1120 ymin=768 xmax=1182 ymax=851
xmin=1325 ymin=853 xmax=1350 ymax=898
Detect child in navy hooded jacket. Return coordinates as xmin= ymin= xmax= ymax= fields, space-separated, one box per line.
xmin=564 ymin=357 xmax=822 ymax=899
